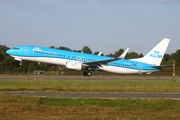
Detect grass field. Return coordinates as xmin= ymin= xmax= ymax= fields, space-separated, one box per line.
xmin=0 ymin=79 xmax=180 ymax=93
xmin=1 ymin=95 xmax=180 ymax=120
xmin=1 ymin=76 xmax=180 ymax=119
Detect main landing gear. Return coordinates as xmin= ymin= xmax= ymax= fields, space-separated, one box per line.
xmin=83 ymin=70 xmax=92 ymax=76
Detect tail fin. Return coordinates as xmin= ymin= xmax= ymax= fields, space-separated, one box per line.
xmin=133 ymin=38 xmax=170 ymax=65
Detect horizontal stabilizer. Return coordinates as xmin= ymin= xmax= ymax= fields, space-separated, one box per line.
xmin=151 ymin=65 xmax=173 ymax=68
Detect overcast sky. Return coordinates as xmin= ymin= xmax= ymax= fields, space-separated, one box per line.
xmin=0 ymin=0 xmax=180 ymax=55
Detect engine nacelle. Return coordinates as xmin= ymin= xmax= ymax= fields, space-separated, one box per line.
xmin=66 ymin=61 xmax=82 ymax=70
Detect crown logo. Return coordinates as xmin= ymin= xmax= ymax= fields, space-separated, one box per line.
xmin=154 ymin=50 xmax=160 ymax=54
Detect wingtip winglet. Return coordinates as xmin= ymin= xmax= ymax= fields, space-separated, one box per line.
xmin=119 ymin=48 xmax=129 ymax=59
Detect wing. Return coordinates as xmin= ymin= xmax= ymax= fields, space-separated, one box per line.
xmin=83 ymin=58 xmax=121 ymax=67
xmin=83 ymin=48 xmax=129 ymax=68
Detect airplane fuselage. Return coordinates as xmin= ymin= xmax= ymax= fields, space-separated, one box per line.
xmin=7 ymin=45 xmax=160 ymax=75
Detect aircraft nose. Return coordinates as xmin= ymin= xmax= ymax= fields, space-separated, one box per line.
xmin=6 ymin=49 xmax=12 ymax=55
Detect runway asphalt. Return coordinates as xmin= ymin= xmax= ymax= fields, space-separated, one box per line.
xmin=1 ymin=91 xmax=180 ymax=99
xmin=0 ymin=75 xmax=180 ymax=80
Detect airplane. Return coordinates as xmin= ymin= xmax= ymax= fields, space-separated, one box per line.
xmin=6 ymin=38 xmax=170 ymax=76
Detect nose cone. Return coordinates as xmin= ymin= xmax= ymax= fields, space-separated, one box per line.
xmin=6 ymin=49 xmax=12 ymax=55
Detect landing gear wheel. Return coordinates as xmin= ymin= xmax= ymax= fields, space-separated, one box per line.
xmin=83 ymin=71 xmax=88 ymax=76
xmin=87 ymin=72 xmax=92 ymax=76
xmin=83 ymin=71 xmax=92 ymax=76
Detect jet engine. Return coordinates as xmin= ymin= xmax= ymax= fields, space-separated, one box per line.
xmin=66 ymin=61 xmax=82 ymax=70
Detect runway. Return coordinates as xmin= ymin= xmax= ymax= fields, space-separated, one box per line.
xmin=1 ymin=91 xmax=180 ymax=99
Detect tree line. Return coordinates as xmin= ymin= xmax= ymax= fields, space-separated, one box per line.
xmin=0 ymin=45 xmax=180 ymax=75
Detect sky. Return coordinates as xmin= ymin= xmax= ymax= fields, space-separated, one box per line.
xmin=0 ymin=0 xmax=180 ymax=55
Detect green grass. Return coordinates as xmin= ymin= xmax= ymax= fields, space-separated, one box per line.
xmin=0 ymin=95 xmax=180 ymax=120
xmin=38 ymin=97 xmax=180 ymax=110
xmin=1 ymin=78 xmax=180 ymax=119
xmin=1 ymin=95 xmax=180 ymax=110
xmin=0 ymin=79 xmax=180 ymax=93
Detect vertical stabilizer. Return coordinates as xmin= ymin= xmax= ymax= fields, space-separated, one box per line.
xmin=133 ymin=38 xmax=170 ymax=65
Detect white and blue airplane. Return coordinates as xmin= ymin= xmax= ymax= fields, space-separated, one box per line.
xmin=6 ymin=38 xmax=170 ymax=76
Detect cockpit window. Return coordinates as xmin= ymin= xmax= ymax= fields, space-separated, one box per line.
xmin=13 ymin=47 xmax=20 ymax=50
